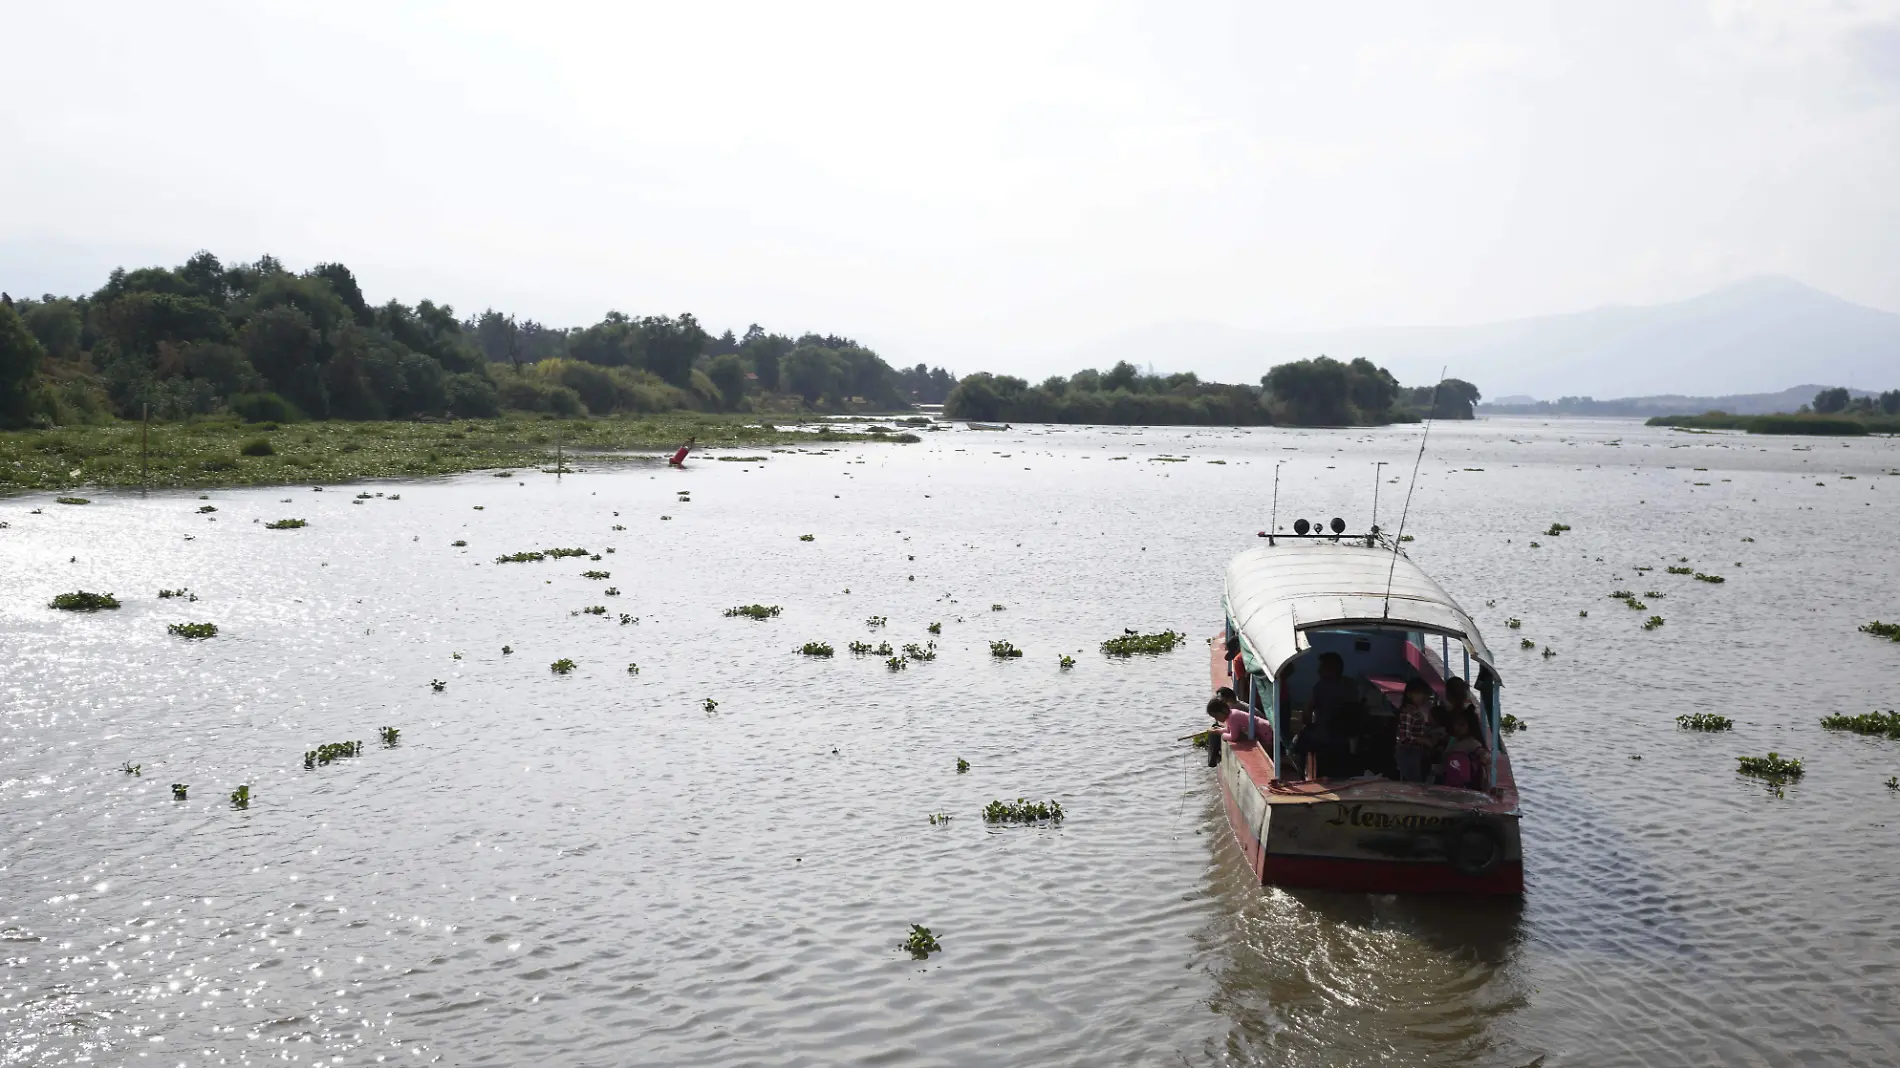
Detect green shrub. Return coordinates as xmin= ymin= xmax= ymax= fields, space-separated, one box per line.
xmin=239 ymin=437 xmax=275 ymax=457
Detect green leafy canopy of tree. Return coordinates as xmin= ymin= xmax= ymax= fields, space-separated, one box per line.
xmin=0 ymin=253 xmax=924 ymax=428
xmin=944 ymin=357 xmax=1479 ymax=427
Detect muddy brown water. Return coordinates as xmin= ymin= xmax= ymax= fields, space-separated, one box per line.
xmin=3 ymin=419 xmax=1898 ymax=1066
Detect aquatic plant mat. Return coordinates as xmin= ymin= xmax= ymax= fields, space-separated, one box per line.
xmin=0 ymin=414 xmax=905 ymax=492
xmin=1819 ymin=710 xmax=1900 ymax=739
xmin=1100 ymin=630 xmax=1186 ymax=656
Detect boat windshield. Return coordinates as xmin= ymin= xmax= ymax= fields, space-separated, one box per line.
xmin=1268 ymin=625 xmax=1501 ymax=785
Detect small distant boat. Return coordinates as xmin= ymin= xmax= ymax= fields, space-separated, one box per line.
xmin=1211 ymin=523 xmax=1522 ymax=895
xmin=965 ymin=422 xmax=1012 ymax=431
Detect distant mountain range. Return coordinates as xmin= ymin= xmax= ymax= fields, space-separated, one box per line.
xmin=1478 ymin=385 xmax=1877 ymax=417
xmin=1071 ymin=277 xmax=1900 ymax=399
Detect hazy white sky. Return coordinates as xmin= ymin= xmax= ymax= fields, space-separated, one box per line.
xmin=3 ymin=0 xmax=1897 ymax=374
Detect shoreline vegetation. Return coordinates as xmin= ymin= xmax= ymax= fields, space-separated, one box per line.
xmin=0 ymin=250 xmax=955 ymax=431
xmin=944 ymin=358 xmax=1478 ymax=427
xmin=1646 ymin=412 xmax=1900 ymax=436
xmin=1646 ymin=386 xmax=1900 ymax=436
xmin=0 ymin=414 xmax=888 ymax=492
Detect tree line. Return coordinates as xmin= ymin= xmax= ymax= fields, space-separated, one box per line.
xmin=944 ymin=357 xmax=1479 ymax=426
xmin=0 ymin=252 xmax=957 ymax=428
xmin=1807 ymin=386 xmax=1900 ymax=416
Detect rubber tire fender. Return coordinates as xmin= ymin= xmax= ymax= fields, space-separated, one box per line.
xmin=1444 ymin=817 xmax=1506 ymax=877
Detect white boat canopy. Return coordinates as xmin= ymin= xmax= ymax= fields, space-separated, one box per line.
xmin=1223 ymin=542 xmax=1495 ymax=677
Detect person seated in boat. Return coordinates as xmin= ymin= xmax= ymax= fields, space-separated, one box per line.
xmin=1439 ymin=706 xmax=1493 ymax=789
xmin=1393 ymin=679 xmax=1441 ymax=783
xmin=1443 ymin=677 xmax=1481 ymax=725
xmin=1224 ymin=638 xmax=1249 ymax=705
xmin=1293 ymin=653 xmax=1366 ymax=778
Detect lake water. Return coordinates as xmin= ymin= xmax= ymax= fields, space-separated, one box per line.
xmin=4 ymin=418 xmax=1899 ymax=1067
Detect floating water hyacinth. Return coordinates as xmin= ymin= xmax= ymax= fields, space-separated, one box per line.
xmin=1644 ymin=591 xmax=1665 ymax=599
xmin=545 ymin=548 xmax=591 ymax=559
xmin=430 ymin=679 xmax=446 ymax=692
xmin=902 ymin=642 xmax=937 ymax=661
xmin=265 ymin=518 xmax=306 ymax=529
xmin=1610 ymin=590 xmax=1634 ymax=599
xmin=1100 ymin=630 xmax=1185 ymax=656
xmin=158 ymin=588 xmax=194 ymax=600
xmin=612 ymin=524 xmax=626 ymax=531
xmin=1505 ymin=617 xmax=1522 ymax=629
xmin=956 ymin=758 xmax=970 ymax=773
xmin=619 ymin=613 xmax=636 ymax=625
xmin=1737 ymin=753 xmax=1803 ymax=780
xmin=580 ymin=605 xmax=607 ymax=615
xmin=1667 ymin=566 xmax=1694 ymax=575
xmin=1626 ymin=598 xmax=1650 ymax=611
xmin=1819 ymin=710 xmax=1900 ymax=739
xmin=230 ymin=784 xmax=251 ymax=808
xmin=55 ymin=496 xmax=90 ymax=505
xmin=849 ymin=640 xmax=874 ymax=655
xmin=452 ymin=540 xmax=467 ymax=547
xmin=1677 ymin=713 xmax=1734 ymax=731
xmin=865 ymin=615 xmax=887 ymax=628
xmin=703 ymin=698 xmax=719 ymax=712
xmin=121 ymin=762 xmax=141 ymax=776
xmin=379 ymin=726 xmax=400 ymax=746
xmin=799 ymin=534 xmax=815 ymax=541
xmin=989 ymin=640 xmax=1023 ymax=659
xmin=197 ymin=505 xmax=217 ymax=513
xmin=982 ymin=798 xmax=1064 ymax=823
xmin=627 ymin=662 xmax=640 ymax=674
xmin=171 ymin=783 xmax=188 ymax=801
xmin=726 ymin=604 xmax=782 ymax=620
xmin=886 ymin=656 xmax=907 ymax=671
xmin=304 ymin=741 xmax=364 ymax=768
xmin=502 ymin=645 xmax=513 ymax=654
xmin=50 ymin=591 xmax=120 ymax=611
xmin=581 ymin=570 xmax=610 ymax=579
xmin=1579 ymin=610 xmax=1589 ymax=618
xmin=1643 ymin=616 xmax=1665 ymax=630
xmin=1541 ymin=646 xmax=1556 ymax=658
xmin=990 ymin=604 xmax=1006 ymax=612
xmin=452 ymin=652 xmax=462 ymax=660
xmin=1694 ymin=573 xmax=1726 ymax=584
xmin=1500 ymin=714 xmax=1526 ymax=734
xmin=873 ymin=641 xmax=893 ymax=656
xmin=1399 ymin=534 xmax=1415 ymax=543
xmin=550 ymin=658 xmax=577 ymax=674
xmin=927 ymin=813 xmax=952 ymax=825
xmin=1545 ymin=523 xmax=1571 ymax=536
xmin=1860 ymin=622 xmax=1900 ymax=642
xmin=799 ymin=641 xmax=834 ymax=657
xmin=901 ymin=924 xmax=941 ymax=959
xmin=603 ymin=587 xmax=620 ymax=596
xmin=1519 ymin=637 xmax=1535 ymax=649
xmin=168 ymin=622 xmax=218 ymax=639
xmin=927 ymin=622 xmax=941 ymax=635
xmin=1059 ymin=654 xmax=1075 ymax=670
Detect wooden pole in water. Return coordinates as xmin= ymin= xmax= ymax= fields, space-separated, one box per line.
xmin=557 ymin=421 xmax=563 ymax=477
xmin=140 ymin=403 xmax=149 ymax=494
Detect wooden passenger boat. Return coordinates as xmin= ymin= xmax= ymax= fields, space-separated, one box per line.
xmin=1212 ymin=527 xmax=1522 ymax=895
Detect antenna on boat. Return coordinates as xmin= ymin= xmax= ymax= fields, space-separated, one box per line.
xmin=1382 ymin=370 xmax=1447 ymax=619
xmin=1371 ymin=461 xmax=1388 ymax=531
xmin=1268 ymin=462 xmax=1283 ymax=544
